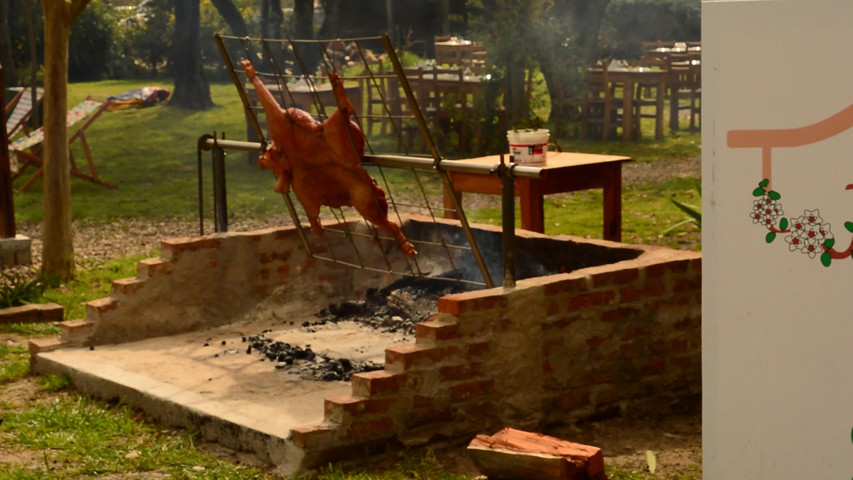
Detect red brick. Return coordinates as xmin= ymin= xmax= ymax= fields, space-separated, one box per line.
xmin=415 ymin=319 xmax=459 ymax=342
xmin=0 ymin=303 xmax=63 ymax=325
xmin=566 ymin=290 xmax=616 ymax=311
xmin=553 ymin=391 xmax=591 ymax=410
xmin=439 ymin=363 xmax=482 ymax=382
xmin=465 ymin=341 xmax=490 ymax=359
xmin=86 ymin=297 xmax=118 ymax=318
xmin=649 ymin=339 xmax=688 ymax=355
xmin=438 ymin=290 xmax=508 ymax=316
xmin=289 ymin=426 xmax=333 ymax=448
xmin=542 ymin=275 xmax=590 ymax=297
xmin=449 ymin=378 xmax=494 ymax=401
xmin=590 ymin=268 xmax=640 ymax=288
xmin=28 ymin=337 xmax=69 ymax=355
xmin=635 ymin=357 xmax=665 ymax=375
xmin=351 ymin=370 xmax=408 ymax=396
xmin=673 ymin=276 xmax=702 ymax=294
xmin=339 ymin=418 xmax=395 ymax=441
xmin=137 ymin=258 xmax=173 ymax=278
xmin=112 ymin=277 xmax=145 ymax=295
xmin=618 ymin=279 xmax=666 ymax=303
xmin=325 ymin=395 xmax=395 ymax=422
xmin=600 ymin=306 xmax=641 ymax=323
xmin=161 ymin=236 xmax=222 ymax=258
xmin=385 ymin=344 xmax=457 ymax=371
xmin=59 ymin=320 xmax=95 ymax=345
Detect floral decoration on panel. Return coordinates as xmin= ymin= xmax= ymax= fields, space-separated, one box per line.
xmin=750 ymin=179 xmax=853 ymax=267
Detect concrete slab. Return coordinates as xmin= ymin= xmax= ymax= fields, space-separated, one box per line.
xmin=31 ymin=314 xmax=412 ymax=470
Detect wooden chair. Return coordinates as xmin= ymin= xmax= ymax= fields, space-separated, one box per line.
xmin=362 ymin=56 xmax=405 ymax=136
xmin=633 ymin=73 xmax=666 ymax=139
xmin=581 ymin=64 xmax=625 ymax=140
xmin=406 ymin=65 xmax=471 ymax=154
xmin=434 ymin=43 xmax=464 ymax=67
xmin=5 ymin=87 xmax=43 ymax=139
xmin=668 ymin=61 xmax=701 ymax=131
xmin=9 ymin=98 xmax=115 ymax=192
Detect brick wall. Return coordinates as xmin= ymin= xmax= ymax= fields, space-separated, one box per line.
xmin=310 ymin=246 xmax=701 ymax=469
xmin=51 ymin=220 xmax=701 ymax=471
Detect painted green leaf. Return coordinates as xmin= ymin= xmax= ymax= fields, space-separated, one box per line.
xmin=820 ymin=251 xmax=831 ymax=267
xmin=779 ymin=218 xmax=789 ymax=230
xmin=824 ymin=238 xmax=835 ymax=249
xmin=765 ymin=232 xmax=776 ymax=243
xmin=845 ymin=221 xmax=853 ymax=233
xmin=768 ymin=190 xmax=781 ymax=200
xmin=752 ymin=187 xmax=765 ymax=197
xmin=759 ymin=179 xmax=769 ymax=188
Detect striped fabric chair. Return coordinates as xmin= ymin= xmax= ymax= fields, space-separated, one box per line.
xmin=9 ymin=98 xmax=116 ymax=192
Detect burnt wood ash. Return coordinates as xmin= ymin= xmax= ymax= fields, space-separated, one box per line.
xmin=243 ymin=331 xmax=384 ymax=382
xmin=240 ymin=277 xmax=475 ymax=382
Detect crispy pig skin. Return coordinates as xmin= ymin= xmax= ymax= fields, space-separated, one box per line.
xmin=242 ymin=59 xmax=416 ymax=256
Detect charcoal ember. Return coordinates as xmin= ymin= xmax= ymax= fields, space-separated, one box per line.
xmin=329 ymin=300 xmax=367 ymax=317
xmin=245 ymin=279 xmax=474 ymax=381
xmin=386 ymin=290 xmax=416 ymax=319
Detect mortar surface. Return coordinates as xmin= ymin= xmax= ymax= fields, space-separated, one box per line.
xmin=35 ymin=313 xmax=412 ymax=438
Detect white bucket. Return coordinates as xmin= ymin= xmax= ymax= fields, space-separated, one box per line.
xmin=507 ymin=129 xmax=549 ymax=165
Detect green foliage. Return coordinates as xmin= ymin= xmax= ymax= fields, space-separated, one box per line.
xmin=120 ymin=0 xmax=174 ymax=77
xmin=0 ymin=394 xmax=271 ymax=478
xmin=0 ymin=344 xmax=29 ymax=384
xmin=601 ymin=0 xmax=702 ymax=59
xmin=663 ymin=181 xmax=701 ymax=234
xmin=41 ymin=254 xmax=149 ymax=320
xmin=37 ymin=374 xmax=71 ymax=392
xmin=0 ymin=271 xmax=45 ymax=308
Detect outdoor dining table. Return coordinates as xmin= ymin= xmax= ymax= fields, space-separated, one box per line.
xmin=434 ymin=37 xmax=483 ymax=65
xmin=403 ymin=68 xmax=483 ymax=97
xmin=442 ymin=151 xmax=632 ymax=241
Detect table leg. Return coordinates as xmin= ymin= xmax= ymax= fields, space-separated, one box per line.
xmin=602 ymin=164 xmax=623 ymax=242
xmin=443 ymin=184 xmax=461 ymax=219
xmin=622 ymin=80 xmax=634 ymax=140
xmin=518 ymin=179 xmax=545 ymax=233
xmin=655 ymin=78 xmax=665 ymax=140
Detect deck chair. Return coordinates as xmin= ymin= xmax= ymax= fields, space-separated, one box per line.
xmin=9 ymin=98 xmax=116 ymax=192
xmin=5 ymin=87 xmax=44 ymax=139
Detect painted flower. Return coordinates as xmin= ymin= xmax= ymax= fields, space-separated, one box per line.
xmin=750 ymin=195 xmax=783 ymax=227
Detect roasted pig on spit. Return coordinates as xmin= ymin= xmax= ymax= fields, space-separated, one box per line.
xmin=241 ymin=59 xmax=416 ymax=256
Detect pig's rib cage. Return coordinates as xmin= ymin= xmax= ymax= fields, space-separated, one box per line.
xmin=214 ymin=34 xmax=495 ymax=288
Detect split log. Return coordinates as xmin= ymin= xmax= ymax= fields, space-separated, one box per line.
xmin=467 ymin=427 xmax=608 ymax=480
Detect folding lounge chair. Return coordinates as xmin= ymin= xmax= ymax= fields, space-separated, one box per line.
xmin=9 ymin=98 xmax=116 ymax=192
xmin=5 ymin=87 xmax=44 ymax=139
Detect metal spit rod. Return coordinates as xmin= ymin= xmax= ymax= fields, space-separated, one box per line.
xmin=197 ymin=137 xmax=541 ymax=288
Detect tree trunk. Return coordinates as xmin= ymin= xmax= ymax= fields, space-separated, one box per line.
xmin=293 ymin=0 xmax=314 ymax=40
xmin=170 ymin=0 xmax=213 ymax=110
xmin=261 ymin=0 xmax=283 ymax=39
xmin=210 ymin=0 xmax=248 ymax=36
xmin=0 ymin=0 xmax=17 ymax=87
xmin=41 ymin=0 xmax=91 ymax=281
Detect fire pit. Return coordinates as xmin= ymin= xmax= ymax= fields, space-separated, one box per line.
xmin=30 ymin=216 xmax=700 ymax=475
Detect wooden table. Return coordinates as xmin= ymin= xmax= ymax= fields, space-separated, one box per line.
xmin=442 ymin=152 xmax=632 ymax=241
xmin=434 ymin=38 xmax=483 ymax=66
xmin=607 ymin=67 xmax=667 ymax=140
